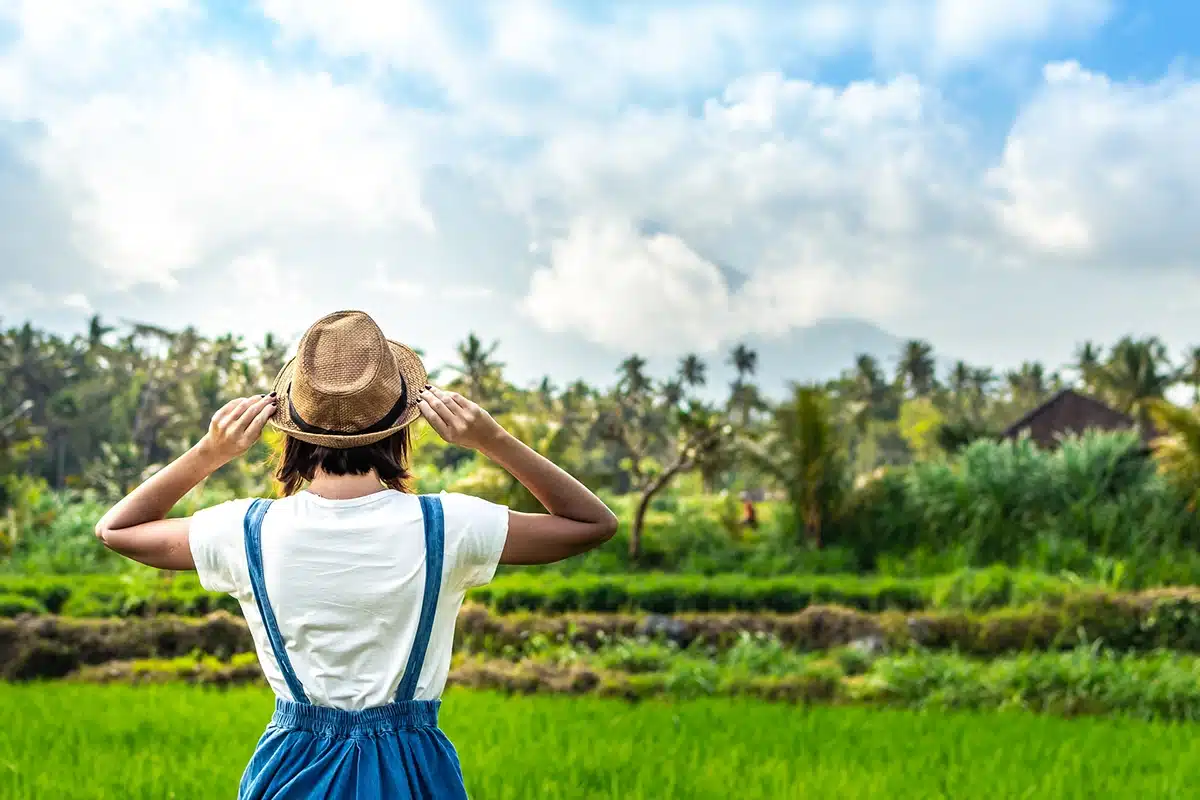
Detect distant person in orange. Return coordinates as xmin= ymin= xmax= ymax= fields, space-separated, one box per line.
xmin=741 ymin=494 xmax=758 ymax=530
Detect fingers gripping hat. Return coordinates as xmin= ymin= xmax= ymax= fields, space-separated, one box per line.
xmin=269 ymin=310 xmax=427 ymax=448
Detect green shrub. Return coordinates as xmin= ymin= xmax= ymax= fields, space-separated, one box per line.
xmin=833 ymin=432 xmax=1200 ymax=583
xmin=0 ymin=568 xmax=1118 ymax=619
xmin=596 ymin=639 xmax=680 ymax=674
xmin=0 ymin=612 xmax=252 ymax=680
xmin=832 ymin=646 xmax=873 ymax=676
xmin=473 ymin=572 xmax=952 ymax=614
xmin=12 ymin=590 xmax=1200 ymax=681
xmin=858 ymin=648 xmax=1200 ymax=722
xmin=0 ymin=593 xmax=43 ymax=616
xmin=74 ymin=646 xmax=1200 ymax=721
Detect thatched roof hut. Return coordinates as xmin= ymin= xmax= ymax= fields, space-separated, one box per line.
xmin=1001 ymin=389 xmax=1154 ymax=450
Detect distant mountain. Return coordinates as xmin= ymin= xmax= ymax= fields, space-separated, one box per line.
xmin=725 ymin=318 xmax=908 ymax=399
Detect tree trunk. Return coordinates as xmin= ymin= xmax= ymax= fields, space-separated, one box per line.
xmin=629 ymin=491 xmax=651 ymax=560
xmin=629 ymin=460 xmax=690 ymax=560
xmin=791 ymin=490 xmax=823 ymax=549
xmin=804 ymin=506 xmax=822 ymax=549
xmin=55 ymin=436 xmax=66 ymax=489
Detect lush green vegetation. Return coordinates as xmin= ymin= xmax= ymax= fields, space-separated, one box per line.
xmin=7 ymin=320 xmax=1200 ymax=794
xmin=1 ymin=684 xmax=1197 ymax=799
xmin=58 ymin=638 xmax=1200 ymax=723
xmin=0 ymin=565 xmax=1099 ymax=617
xmin=10 ymin=589 xmax=1200 ymax=688
xmin=5 ymin=319 xmax=1200 ymax=584
xmin=8 ymin=430 xmax=1200 ymax=585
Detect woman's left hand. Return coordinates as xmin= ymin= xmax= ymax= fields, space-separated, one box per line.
xmin=199 ymin=393 xmax=278 ymax=462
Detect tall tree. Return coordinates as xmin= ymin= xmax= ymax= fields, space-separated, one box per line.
xmin=745 ymin=384 xmax=846 ymax=548
xmin=598 ymin=355 xmax=737 ymax=559
xmin=897 ymin=339 xmax=937 ymax=397
xmin=844 ymin=353 xmax=889 ymax=432
xmin=678 ymin=354 xmax=707 ymax=388
xmin=1097 ymin=336 xmax=1175 ymax=425
xmin=948 ymin=360 xmax=972 ymax=395
xmin=1074 ymin=340 xmax=1104 ymax=392
xmin=1006 ymin=361 xmax=1050 ymax=407
xmin=257 ymin=333 xmax=289 ymax=383
xmin=727 ymin=343 xmax=761 ymax=427
xmin=728 ymin=344 xmax=758 ymax=380
xmin=616 ymin=355 xmax=651 ymax=396
xmin=1181 ymin=346 xmax=1200 ymax=405
xmin=1147 ymin=399 xmax=1200 ymax=511
xmin=448 ymin=333 xmax=505 ymax=407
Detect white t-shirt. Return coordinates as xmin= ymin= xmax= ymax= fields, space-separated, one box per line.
xmin=188 ymin=489 xmax=509 ymax=709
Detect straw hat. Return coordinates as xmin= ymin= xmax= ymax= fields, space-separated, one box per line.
xmin=268 ymin=310 xmax=427 ymax=449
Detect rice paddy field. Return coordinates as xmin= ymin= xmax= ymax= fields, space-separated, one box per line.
xmin=2 ymin=685 xmax=1198 ymax=798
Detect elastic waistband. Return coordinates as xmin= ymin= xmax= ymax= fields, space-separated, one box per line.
xmin=270 ymin=698 xmax=440 ymax=737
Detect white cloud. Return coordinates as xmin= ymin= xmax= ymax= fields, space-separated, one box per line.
xmin=511 ymin=70 xmax=974 ymax=228
xmin=371 ymin=262 xmax=429 ymax=298
xmin=852 ymin=0 xmax=1113 ymax=71
xmin=442 ymin=286 xmax=494 ymax=301
xmin=990 ymin=61 xmax=1200 ymax=267
xmin=18 ymin=53 xmax=433 ymax=286
xmin=2 ymin=281 xmax=44 ymax=311
xmin=62 ymin=292 xmax=92 ymax=313
xmin=0 ymin=282 xmax=94 ymax=318
xmin=525 ymin=217 xmax=734 ymax=354
xmin=259 ymin=0 xmax=468 ymax=90
xmin=2 ymin=0 xmax=1197 ymax=374
xmin=259 ymin=0 xmax=1114 ymax=119
xmin=0 ymin=0 xmax=192 ymax=116
xmin=503 ymin=71 xmax=965 ymax=344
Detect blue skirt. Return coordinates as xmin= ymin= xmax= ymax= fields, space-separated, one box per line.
xmin=238 ymin=698 xmax=469 ymax=799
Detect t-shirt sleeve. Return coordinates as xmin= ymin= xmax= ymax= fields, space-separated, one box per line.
xmin=188 ymin=498 xmax=254 ymax=594
xmin=439 ymin=492 xmax=510 ymax=592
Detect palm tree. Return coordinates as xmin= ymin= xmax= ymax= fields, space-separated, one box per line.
xmin=728 ymin=343 xmax=758 ymax=380
xmin=1181 ymin=346 xmax=1200 ymax=405
xmin=257 ymin=333 xmax=289 ymax=383
xmin=535 ymin=376 xmax=557 ymax=412
xmin=678 ymin=354 xmax=706 ymax=388
xmin=897 ymin=339 xmax=937 ymax=397
xmin=1097 ymin=336 xmax=1174 ymax=425
xmin=85 ymin=315 xmax=114 ymax=353
xmin=1074 ymin=340 xmax=1104 ymax=392
xmin=728 ymin=381 xmax=765 ymax=426
xmin=617 ymin=355 xmax=651 ymax=396
xmin=948 ymin=360 xmax=972 ymax=395
xmin=1147 ymin=399 xmax=1200 ymax=510
xmin=450 ymin=333 xmax=505 ymax=404
xmin=969 ymin=366 xmax=996 ymax=396
xmin=745 ymin=384 xmax=846 ymax=548
xmin=725 ymin=344 xmax=761 ymax=428
xmin=1006 ymin=361 xmax=1049 ymax=406
xmin=661 ymin=379 xmax=685 ymax=407
xmin=846 ymin=353 xmax=887 ymax=432
xmin=853 ymin=354 xmax=885 ymax=397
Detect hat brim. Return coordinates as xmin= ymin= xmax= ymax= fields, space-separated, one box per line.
xmin=267 ymin=340 xmax=428 ymax=449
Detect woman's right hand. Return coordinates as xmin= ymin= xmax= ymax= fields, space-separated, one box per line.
xmin=200 ymin=394 xmax=277 ymax=463
xmin=418 ymin=386 xmax=505 ymax=451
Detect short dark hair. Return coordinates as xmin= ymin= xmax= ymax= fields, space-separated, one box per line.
xmin=275 ymin=429 xmax=413 ymax=496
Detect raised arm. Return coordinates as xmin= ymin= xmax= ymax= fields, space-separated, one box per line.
xmin=418 ymin=386 xmax=619 ymax=565
xmin=94 ymin=394 xmax=276 ymax=569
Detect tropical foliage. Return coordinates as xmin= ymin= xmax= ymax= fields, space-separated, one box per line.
xmin=3 ymin=316 xmax=1200 ymax=579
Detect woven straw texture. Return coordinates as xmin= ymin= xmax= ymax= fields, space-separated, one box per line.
xmin=269 ymin=311 xmax=427 ymax=448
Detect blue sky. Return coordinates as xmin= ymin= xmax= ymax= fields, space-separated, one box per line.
xmin=1 ymin=0 xmax=1198 ymax=389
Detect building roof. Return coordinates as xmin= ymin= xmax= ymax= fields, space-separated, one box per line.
xmin=1001 ymin=388 xmax=1154 ymax=449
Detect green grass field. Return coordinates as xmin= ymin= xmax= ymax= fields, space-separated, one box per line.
xmin=1 ymin=685 xmax=1198 ymax=799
